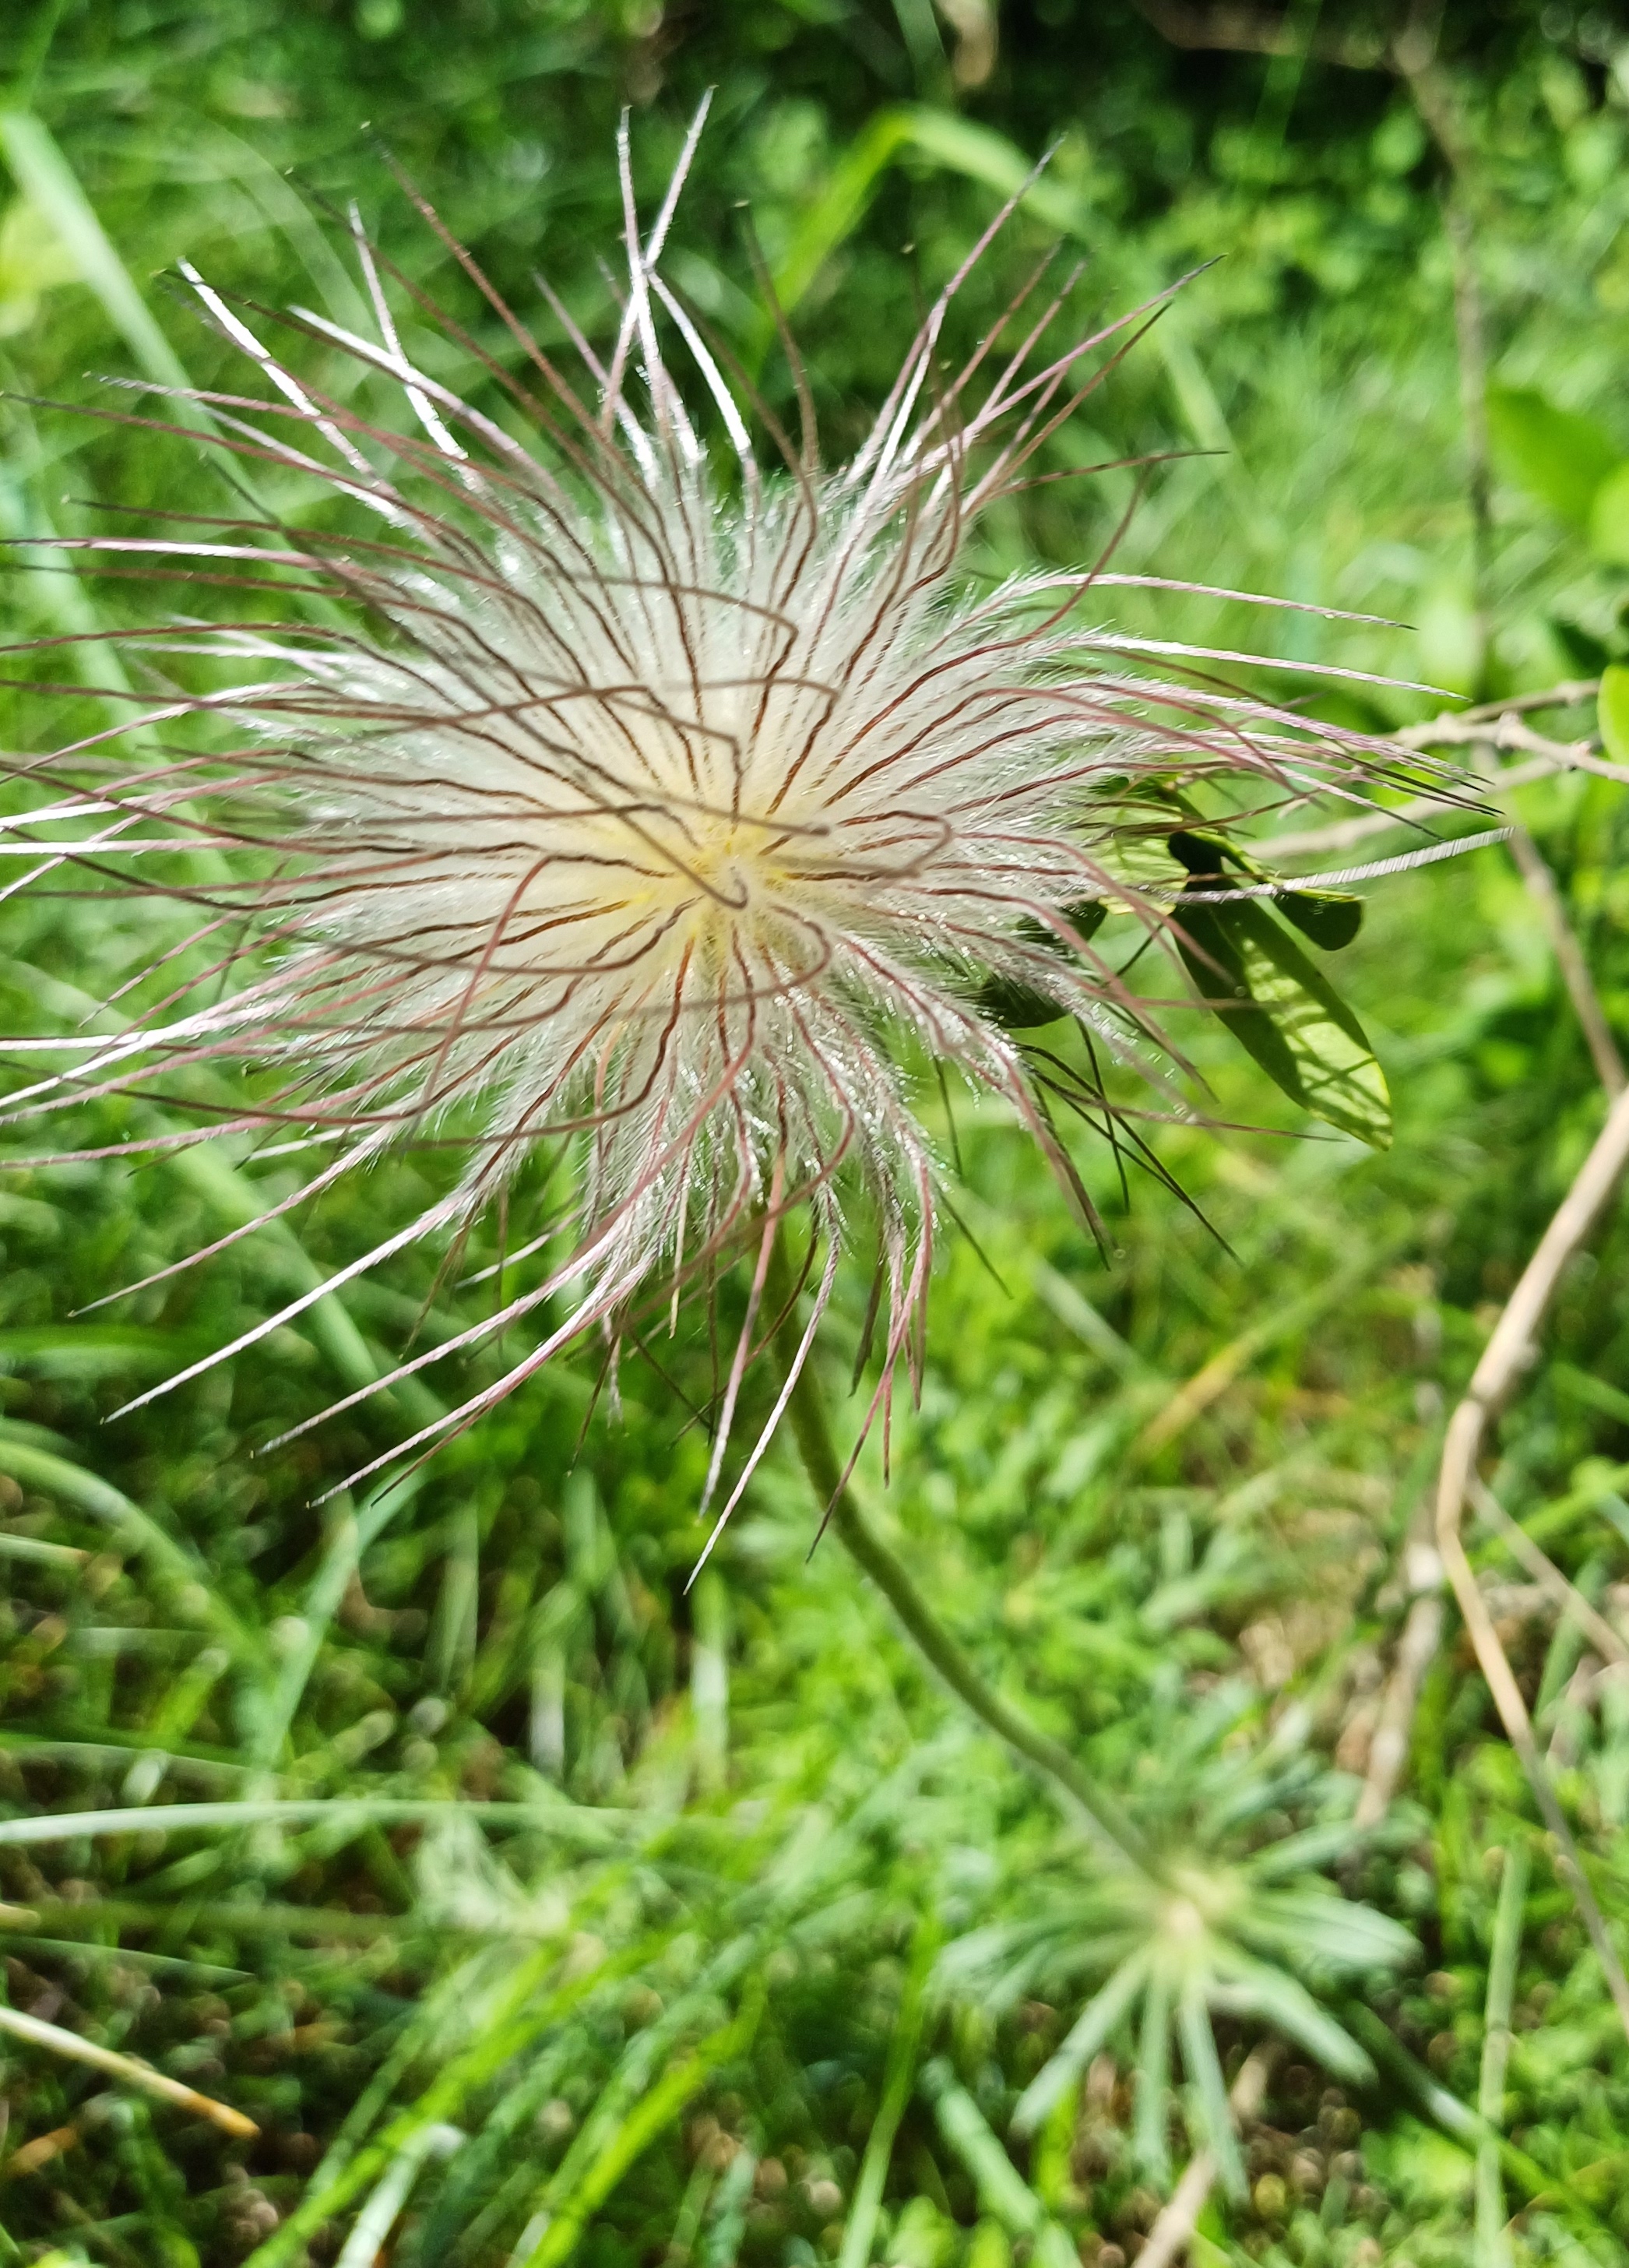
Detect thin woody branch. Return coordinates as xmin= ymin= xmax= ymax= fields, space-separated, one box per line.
xmin=1435 ymin=1080 xmax=1629 ymax=2044
xmin=1502 ymin=822 xmax=1626 ymax=1097
xmin=1129 ymin=0 xmax=1392 ymax=68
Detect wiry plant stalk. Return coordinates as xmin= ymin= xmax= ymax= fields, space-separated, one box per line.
xmin=763 ymin=1228 xmax=1150 ymax=1868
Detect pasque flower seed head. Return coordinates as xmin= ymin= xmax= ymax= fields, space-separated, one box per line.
xmin=0 ymin=111 xmax=1415 ymax=1542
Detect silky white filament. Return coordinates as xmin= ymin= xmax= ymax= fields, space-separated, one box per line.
xmin=0 ymin=116 xmax=1429 ymax=1531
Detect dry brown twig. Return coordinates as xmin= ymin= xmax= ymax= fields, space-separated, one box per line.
xmin=1129 ymin=0 xmax=1390 ymax=67
xmin=1325 ymin=692 xmax=1629 ymax=1987
xmin=1435 ymin=1079 xmax=1629 ymax=2044
xmin=1135 ymin=0 xmax=1629 ymax=2122
xmin=1273 ymin=26 xmax=1628 ymax=1958
xmin=1455 ymin=680 xmax=1602 ymax=722
xmin=1470 ymin=1477 xmax=1629 ymax=1669
xmin=1338 ymin=672 xmax=1629 ymax=2045
xmin=1402 ymin=712 xmax=1624 ymax=780
xmin=1269 ymin=690 xmax=1606 ymax=864
xmin=1355 ymin=1525 xmax=1446 ymax=1828
xmin=963 ymin=0 xmax=1625 ymax=2055
xmin=1243 ymin=33 xmax=1623 ymax=1847
xmin=0 ymin=2002 xmax=258 ymax=2139
xmin=1348 ymin=685 xmax=1625 ymax=1842
xmin=1271 ymin=750 xmax=1563 ymax=860
xmin=1501 ymin=824 xmax=1627 ymax=1097
xmin=1128 ymin=0 xmax=1458 ymax=87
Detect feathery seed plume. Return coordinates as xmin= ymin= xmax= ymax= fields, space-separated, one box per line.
xmin=0 ymin=112 xmax=1426 ymax=1547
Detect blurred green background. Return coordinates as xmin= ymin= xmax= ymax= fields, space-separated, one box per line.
xmin=5 ymin=3 xmax=1629 ymax=2264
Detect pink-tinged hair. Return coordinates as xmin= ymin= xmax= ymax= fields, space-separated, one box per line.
xmin=0 ymin=105 xmax=1450 ymax=1556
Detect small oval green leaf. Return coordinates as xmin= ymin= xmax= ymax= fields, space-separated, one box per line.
xmin=1277 ymin=889 xmax=1363 ymax=951
xmin=1175 ymin=872 xmax=1391 ymax=1150
xmin=975 ymin=902 xmax=1107 ymax=1033
xmin=977 ymin=977 xmax=1070 ymax=1031
xmin=1487 ymin=386 xmax=1619 ymax=528
xmin=1599 ymin=664 xmax=1629 ymax=766
xmin=1167 ymin=828 xmax=1233 ymax=877
xmin=1589 ymin=460 xmax=1629 ymax=568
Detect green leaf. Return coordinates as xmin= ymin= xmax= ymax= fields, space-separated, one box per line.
xmin=1275 ymin=888 xmax=1363 ymax=950
xmin=902 ymin=109 xmax=1094 ymax=240
xmin=1011 ymin=1949 xmax=1152 ymax=2135
xmin=1178 ymin=1982 xmax=1246 ymax=2199
xmin=1134 ymin=1967 xmax=1173 ymax=2185
xmin=244 ymin=1936 xmax=660 ymax=2268
xmin=1486 ymin=386 xmax=1619 ymax=527
xmin=1061 ymin=900 xmax=1109 ymax=943
xmin=977 ymin=977 xmax=1071 ymax=1030
xmin=0 ymin=111 xmax=192 ymax=394
xmin=1167 ymin=830 xmax=1362 ymax=952
xmin=1416 ymin=584 xmax=1484 ymax=697
xmin=518 ymin=1987 xmax=765 ymax=2268
xmin=1588 ymin=460 xmax=1629 ymax=566
xmin=1237 ymin=1887 xmax=1418 ymax=1973
xmin=976 ymin=901 xmax=1107 ymax=1032
xmin=0 ymin=1435 xmax=262 ymax=1666
xmin=1244 ymin=1822 xmax=1373 ymax=1881
xmin=1548 ymin=615 xmax=1613 ymax=676
xmin=839 ymin=1916 xmax=937 ymax=2268
xmin=0 ymin=1324 xmax=192 ymax=1378
xmin=767 ymin=105 xmax=1092 ymax=332
xmin=0 ymin=192 xmax=76 ymax=336
xmin=1210 ymin=1947 xmax=1374 ymax=2082
xmin=1599 ymin=664 xmax=1629 ymax=765
xmin=1173 ymin=882 xmax=1392 ymax=1148
xmin=920 ymin=2062 xmax=1074 ymax=2268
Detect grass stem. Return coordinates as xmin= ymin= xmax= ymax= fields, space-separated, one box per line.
xmin=765 ymin=1231 xmax=1149 ymax=1870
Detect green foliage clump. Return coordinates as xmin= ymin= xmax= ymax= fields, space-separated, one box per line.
xmin=5 ymin=5 xmax=1629 ymax=2266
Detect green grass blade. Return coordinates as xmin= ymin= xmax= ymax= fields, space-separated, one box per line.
xmin=515 ymin=1986 xmax=765 ymax=2268
xmin=1011 ymin=1948 xmax=1151 ymax=2136
xmin=246 ymin=1480 xmax=430 ymax=1768
xmin=0 ymin=1429 xmax=262 ymax=1666
xmin=769 ymin=104 xmax=1090 ymax=326
xmin=1176 ymin=1982 xmax=1244 ymax=2200
xmin=0 ymin=1796 xmax=623 ymax=1848
xmin=0 ymin=111 xmax=192 ymax=394
xmin=243 ymin=1935 xmax=660 ymax=2268
xmin=920 ymin=2058 xmax=1074 ymax=2268
xmin=1209 ymin=1946 xmax=1372 ymax=2082
xmin=166 ymin=1142 xmax=386 ymax=1404
xmin=1476 ymin=1839 xmax=1529 ymax=2268
xmin=1133 ymin=1966 xmax=1172 ymax=2187
xmin=1346 ymin=2003 xmax=1621 ymax=2256
xmin=837 ymin=1913 xmax=938 ymax=2268
xmin=332 ymin=2122 xmax=463 ymax=2268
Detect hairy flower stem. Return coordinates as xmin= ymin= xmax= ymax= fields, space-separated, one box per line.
xmin=765 ymin=1234 xmax=1151 ymax=1872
